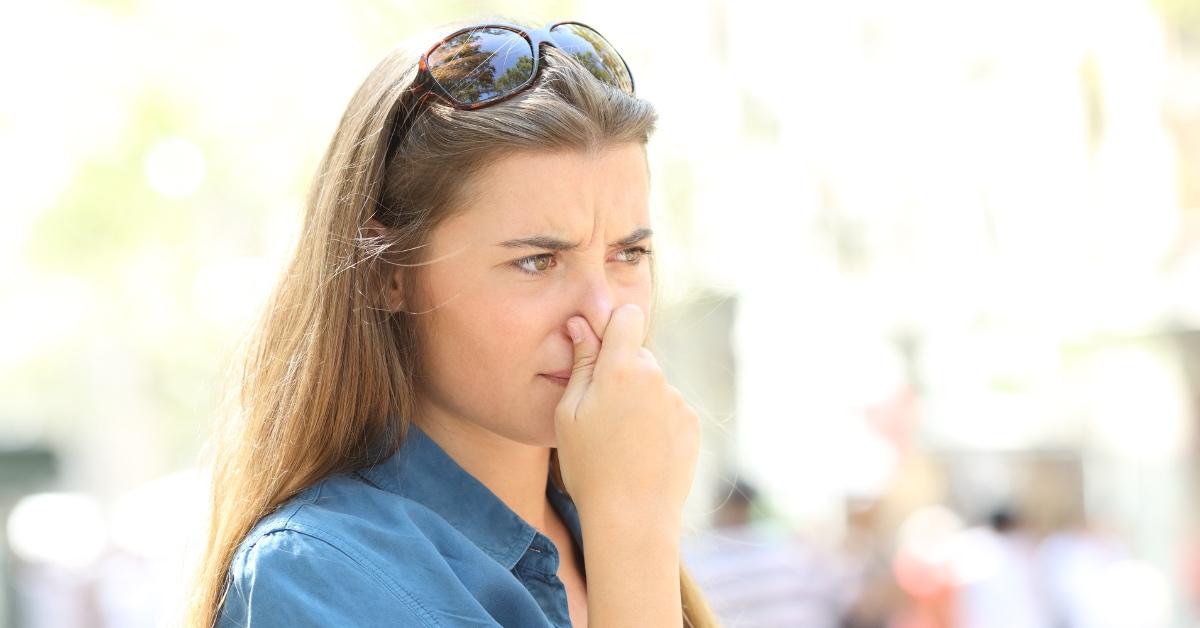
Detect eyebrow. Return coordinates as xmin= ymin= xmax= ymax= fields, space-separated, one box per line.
xmin=495 ymin=227 xmax=654 ymax=251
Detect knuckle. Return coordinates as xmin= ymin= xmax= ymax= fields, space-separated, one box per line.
xmin=644 ymin=361 xmax=664 ymax=381
xmin=675 ymin=395 xmax=699 ymax=426
xmin=614 ymin=304 xmax=645 ymax=334
xmin=637 ymin=349 xmax=662 ymax=371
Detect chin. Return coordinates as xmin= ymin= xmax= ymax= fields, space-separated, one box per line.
xmin=528 ymin=415 xmax=558 ymax=449
xmin=525 ymin=397 xmax=560 ymax=448
xmin=531 ymin=422 xmax=558 ymax=449
xmin=489 ymin=413 xmax=557 ymax=449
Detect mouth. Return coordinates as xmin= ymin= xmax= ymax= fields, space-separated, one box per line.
xmin=539 ymin=373 xmax=570 ymax=386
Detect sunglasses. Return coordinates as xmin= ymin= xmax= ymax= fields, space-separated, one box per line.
xmin=385 ymin=21 xmax=635 ymax=157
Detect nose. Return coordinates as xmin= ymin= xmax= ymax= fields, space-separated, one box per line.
xmin=569 ymin=266 xmax=617 ymax=341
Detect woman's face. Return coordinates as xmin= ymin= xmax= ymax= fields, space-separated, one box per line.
xmin=405 ymin=142 xmax=653 ymax=448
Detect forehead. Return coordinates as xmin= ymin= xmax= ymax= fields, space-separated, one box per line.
xmin=445 ymin=144 xmax=650 ymax=239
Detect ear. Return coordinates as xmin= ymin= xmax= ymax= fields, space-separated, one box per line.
xmin=364 ymin=217 xmax=406 ymax=313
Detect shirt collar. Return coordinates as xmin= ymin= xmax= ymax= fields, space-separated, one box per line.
xmin=357 ymin=421 xmax=584 ymax=571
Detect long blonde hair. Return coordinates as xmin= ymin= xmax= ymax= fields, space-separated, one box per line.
xmin=185 ymin=22 xmax=719 ymax=628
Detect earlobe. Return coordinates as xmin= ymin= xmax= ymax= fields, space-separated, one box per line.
xmin=364 ymin=217 xmax=406 ymax=313
xmin=388 ymin=267 xmax=407 ymax=313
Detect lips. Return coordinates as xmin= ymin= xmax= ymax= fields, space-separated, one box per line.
xmin=539 ymin=371 xmax=570 ymax=386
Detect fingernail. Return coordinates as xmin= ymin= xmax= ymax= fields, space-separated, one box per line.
xmin=567 ymin=320 xmax=582 ymax=344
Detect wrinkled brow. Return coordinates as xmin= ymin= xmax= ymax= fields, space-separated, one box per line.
xmin=495 ymin=227 xmax=653 ymax=251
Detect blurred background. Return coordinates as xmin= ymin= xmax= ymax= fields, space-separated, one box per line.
xmin=1 ymin=0 xmax=1197 ymax=626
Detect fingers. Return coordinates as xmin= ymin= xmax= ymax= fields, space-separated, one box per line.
xmin=556 ymin=316 xmax=602 ymax=422
xmin=596 ymin=303 xmax=646 ymax=372
xmin=568 ymin=316 xmax=601 ymax=379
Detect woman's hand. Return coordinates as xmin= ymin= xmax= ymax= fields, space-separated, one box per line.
xmin=553 ymin=303 xmax=700 ymax=529
xmin=554 ymin=303 xmax=696 ymax=627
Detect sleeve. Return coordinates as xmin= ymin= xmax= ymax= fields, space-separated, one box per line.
xmin=217 ymin=529 xmax=439 ymax=628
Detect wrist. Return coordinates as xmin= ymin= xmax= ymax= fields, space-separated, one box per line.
xmin=579 ymin=508 xmax=681 ymax=550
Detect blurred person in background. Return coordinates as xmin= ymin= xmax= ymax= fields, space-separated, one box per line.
xmin=1033 ymin=519 xmax=1132 ymax=628
xmin=683 ymin=477 xmax=855 ymax=627
xmin=951 ymin=507 xmax=1047 ymax=628
xmin=839 ymin=496 xmax=903 ymax=628
xmin=184 ymin=18 xmax=718 ymax=628
xmin=1020 ymin=457 xmax=1162 ymax=628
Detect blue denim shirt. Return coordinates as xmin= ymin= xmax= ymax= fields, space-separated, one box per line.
xmin=217 ymin=423 xmax=585 ymax=627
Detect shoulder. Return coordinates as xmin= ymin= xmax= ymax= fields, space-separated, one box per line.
xmin=219 ymin=475 xmax=451 ymax=628
xmin=219 ymin=527 xmax=440 ymax=628
xmin=239 ymin=470 xmax=480 ymax=563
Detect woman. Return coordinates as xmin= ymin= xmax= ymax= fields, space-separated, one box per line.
xmin=186 ymin=18 xmax=718 ymax=628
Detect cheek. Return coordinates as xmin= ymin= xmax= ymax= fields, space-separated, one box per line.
xmin=434 ymin=291 xmax=547 ymax=373
xmin=481 ymin=294 xmax=531 ymax=338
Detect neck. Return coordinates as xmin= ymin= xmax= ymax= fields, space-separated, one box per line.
xmin=412 ymin=407 xmax=554 ymax=534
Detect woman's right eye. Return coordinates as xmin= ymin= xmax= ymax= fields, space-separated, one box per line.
xmin=513 ymin=253 xmax=556 ymax=275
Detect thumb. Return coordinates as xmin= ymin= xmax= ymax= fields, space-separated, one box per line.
xmin=556 ymin=316 xmax=600 ymax=422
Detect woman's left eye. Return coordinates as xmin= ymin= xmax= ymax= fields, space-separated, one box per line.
xmin=615 ymin=246 xmax=652 ymax=264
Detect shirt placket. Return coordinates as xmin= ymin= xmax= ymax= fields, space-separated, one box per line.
xmin=513 ymin=532 xmax=573 ymax=627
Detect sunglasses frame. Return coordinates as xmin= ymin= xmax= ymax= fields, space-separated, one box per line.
xmin=382 ymin=21 xmax=635 ymax=163
xmin=417 ymin=20 xmax=635 ymax=109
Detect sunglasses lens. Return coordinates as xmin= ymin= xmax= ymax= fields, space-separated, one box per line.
xmin=549 ymin=24 xmax=634 ymax=94
xmin=428 ymin=27 xmax=536 ymax=105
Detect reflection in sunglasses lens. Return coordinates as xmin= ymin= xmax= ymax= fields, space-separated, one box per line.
xmin=429 ymin=28 xmax=536 ymax=105
xmin=549 ymin=24 xmax=633 ymax=94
